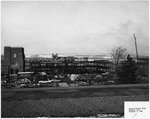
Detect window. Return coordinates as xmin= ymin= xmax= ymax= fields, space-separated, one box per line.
xmin=54 ymin=63 xmax=57 ymax=67
xmin=14 ymin=54 xmax=16 ymax=58
xmin=25 ymin=63 xmax=30 ymax=66
xmin=25 ymin=67 xmax=30 ymax=69
xmin=84 ymin=63 xmax=87 ymax=66
xmin=59 ymin=63 xmax=65 ymax=66
xmin=47 ymin=63 xmax=53 ymax=67
xmin=32 ymin=64 xmax=40 ymax=67
xmin=76 ymin=63 xmax=80 ymax=66
xmin=80 ymin=63 xmax=84 ymax=66
xmin=68 ymin=63 xmax=73 ymax=66
xmin=89 ymin=63 xmax=93 ymax=66
xmin=41 ymin=63 xmax=46 ymax=67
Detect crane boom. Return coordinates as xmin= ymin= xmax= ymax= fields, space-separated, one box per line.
xmin=133 ymin=34 xmax=138 ymax=61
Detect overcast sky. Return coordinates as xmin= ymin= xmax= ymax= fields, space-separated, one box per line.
xmin=1 ymin=1 xmax=149 ymax=56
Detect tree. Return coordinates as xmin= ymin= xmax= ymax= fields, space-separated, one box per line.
xmin=110 ymin=46 xmax=127 ymax=74
xmin=117 ymin=54 xmax=138 ymax=83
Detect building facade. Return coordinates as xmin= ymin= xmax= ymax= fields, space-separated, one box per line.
xmin=1 ymin=46 xmax=25 ymax=76
xmin=25 ymin=59 xmax=113 ymax=75
xmin=1 ymin=46 xmax=148 ymax=78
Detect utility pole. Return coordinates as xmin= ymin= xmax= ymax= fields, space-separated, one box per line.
xmin=133 ymin=34 xmax=138 ymax=62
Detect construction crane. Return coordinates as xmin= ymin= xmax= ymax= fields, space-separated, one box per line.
xmin=133 ymin=34 xmax=138 ymax=61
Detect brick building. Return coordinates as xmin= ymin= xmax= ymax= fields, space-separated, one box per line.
xmin=1 ymin=46 xmax=25 ymax=76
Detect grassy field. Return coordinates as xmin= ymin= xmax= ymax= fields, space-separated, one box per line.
xmin=1 ymin=95 xmax=149 ymax=117
xmin=1 ymin=84 xmax=149 ymax=117
xmin=2 ymin=84 xmax=149 ymax=101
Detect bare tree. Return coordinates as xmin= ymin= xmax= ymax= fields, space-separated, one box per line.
xmin=110 ymin=46 xmax=127 ymax=74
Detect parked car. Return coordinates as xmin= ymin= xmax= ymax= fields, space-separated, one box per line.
xmin=77 ymin=81 xmax=87 ymax=86
xmin=1 ymin=80 xmax=7 ymax=85
xmin=102 ymin=80 xmax=115 ymax=85
xmin=19 ymin=83 xmax=28 ymax=88
xmin=28 ymin=83 xmax=36 ymax=88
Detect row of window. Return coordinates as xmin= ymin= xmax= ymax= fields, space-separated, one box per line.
xmin=31 ymin=63 xmax=112 ymax=67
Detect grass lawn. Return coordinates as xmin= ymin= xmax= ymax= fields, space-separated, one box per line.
xmin=2 ymin=84 xmax=149 ymax=101
xmin=1 ymin=84 xmax=149 ymax=117
xmin=1 ymin=95 xmax=149 ymax=118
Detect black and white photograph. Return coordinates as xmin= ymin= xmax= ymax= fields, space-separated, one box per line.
xmin=1 ymin=0 xmax=149 ymax=118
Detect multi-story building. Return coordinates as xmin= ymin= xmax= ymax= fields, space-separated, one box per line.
xmin=1 ymin=46 xmax=148 ymax=78
xmin=25 ymin=59 xmax=113 ymax=75
xmin=1 ymin=46 xmax=25 ymax=76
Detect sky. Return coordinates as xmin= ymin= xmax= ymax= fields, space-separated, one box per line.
xmin=1 ymin=0 xmax=149 ymax=56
